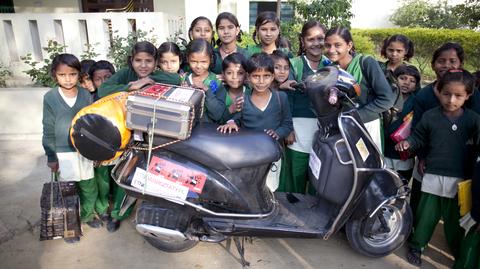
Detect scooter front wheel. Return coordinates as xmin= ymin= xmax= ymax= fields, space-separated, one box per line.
xmin=144 ymin=236 xmax=198 ymax=253
xmin=345 ymin=199 xmax=412 ymax=257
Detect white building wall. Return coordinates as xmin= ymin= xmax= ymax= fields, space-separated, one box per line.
xmin=184 ymin=0 xmax=217 ymax=37
xmin=0 ymin=12 xmax=183 ymax=85
xmin=14 ymin=0 xmax=80 ymax=13
xmin=219 ymin=0 xmax=250 ymax=32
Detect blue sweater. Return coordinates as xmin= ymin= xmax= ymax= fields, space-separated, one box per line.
xmin=232 ymin=90 xmax=293 ymax=140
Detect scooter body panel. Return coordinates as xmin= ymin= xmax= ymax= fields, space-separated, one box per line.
xmin=113 ymin=148 xmax=274 ymax=215
xmin=307 ymin=108 xmax=389 ymax=237
xmin=203 ymin=193 xmax=334 ymax=238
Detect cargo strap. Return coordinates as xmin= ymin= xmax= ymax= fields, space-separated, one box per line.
xmin=127 ymin=92 xmax=196 ymax=195
xmin=127 ymin=83 xmax=203 ymax=152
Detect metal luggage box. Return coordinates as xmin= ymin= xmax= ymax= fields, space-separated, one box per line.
xmin=126 ymin=84 xmax=205 ymax=140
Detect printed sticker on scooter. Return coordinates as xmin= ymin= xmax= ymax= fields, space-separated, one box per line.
xmin=148 ymin=156 xmax=207 ymax=193
xmin=131 ymin=167 xmax=189 ymax=201
xmin=309 ymin=148 xmax=321 ymax=180
xmin=355 ymin=137 xmax=370 ymax=162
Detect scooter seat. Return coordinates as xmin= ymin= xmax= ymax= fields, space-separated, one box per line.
xmin=149 ymin=123 xmax=282 ymax=170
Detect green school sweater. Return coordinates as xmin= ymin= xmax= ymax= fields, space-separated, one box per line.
xmin=184 ymin=71 xmax=227 ymax=123
xmin=232 ymin=90 xmax=293 ymax=140
xmin=42 ymin=86 xmax=92 ymax=162
xmin=413 ymin=83 xmax=480 ymax=128
xmin=220 ymin=85 xmax=252 ymax=124
xmin=407 ymin=107 xmax=480 ymax=178
xmin=211 ymin=46 xmax=248 ymax=74
xmin=98 ymin=68 xmax=181 ymax=98
xmin=287 ymin=55 xmax=330 ymax=118
xmin=345 ymin=54 xmax=395 ymax=123
xmin=384 ymin=93 xmax=416 ymax=159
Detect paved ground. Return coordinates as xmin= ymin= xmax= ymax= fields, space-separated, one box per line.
xmin=0 ymin=140 xmax=455 ymax=269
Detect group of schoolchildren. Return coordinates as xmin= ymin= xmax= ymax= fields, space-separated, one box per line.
xmin=41 ymin=9 xmax=480 ymax=268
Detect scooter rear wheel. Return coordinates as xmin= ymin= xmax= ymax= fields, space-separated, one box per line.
xmin=345 ymin=199 xmax=412 ymax=257
xmin=144 ymin=236 xmax=198 ymax=253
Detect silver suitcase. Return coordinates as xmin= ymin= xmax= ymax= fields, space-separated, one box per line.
xmin=126 ymin=84 xmax=205 ymax=140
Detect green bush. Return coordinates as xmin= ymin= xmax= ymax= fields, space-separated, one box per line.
xmin=20 ymin=40 xmax=67 ymax=87
xmin=80 ymin=43 xmax=100 ymax=61
xmin=107 ymin=29 xmax=158 ymax=70
xmin=352 ymin=28 xmax=480 ymax=80
xmin=0 ymin=63 xmax=12 ymax=87
xmin=351 ymin=32 xmax=375 ymax=56
xmin=281 ymin=22 xmax=302 ymax=55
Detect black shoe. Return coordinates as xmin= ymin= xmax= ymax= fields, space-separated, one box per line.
xmin=107 ymin=219 xmax=120 ymax=233
xmin=100 ymin=213 xmax=111 ymax=222
xmin=64 ymin=237 xmax=80 ymax=244
xmin=406 ymin=247 xmax=422 ymax=266
xmin=86 ymin=217 xmax=103 ymax=229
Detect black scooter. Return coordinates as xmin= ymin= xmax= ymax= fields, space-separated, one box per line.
xmin=111 ymin=66 xmax=412 ymax=260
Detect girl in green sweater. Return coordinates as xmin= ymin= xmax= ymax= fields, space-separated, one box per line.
xmin=212 ymin=12 xmax=247 ymax=75
xmin=98 ymin=41 xmax=180 ymax=98
xmin=396 ymin=69 xmax=480 ymax=266
xmin=42 ymin=54 xmax=96 ymax=242
xmin=324 ymin=26 xmax=395 ymax=152
xmin=219 ymin=52 xmax=250 ymax=123
xmin=246 ymin=11 xmax=292 ymax=58
xmin=277 ymin=20 xmax=329 ymax=194
xmin=183 ymin=39 xmax=227 ymax=123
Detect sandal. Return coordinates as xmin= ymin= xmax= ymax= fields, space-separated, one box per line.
xmin=406 ymin=247 xmax=422 ymax=266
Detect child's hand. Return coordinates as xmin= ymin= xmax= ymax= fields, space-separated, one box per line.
xmin=395 ymin=140 xmax=410 ymax=151
xmin=279 ymin=80 xmax=297 ymax=91
xmin=217 ymin=121 xmax=239 ymax=133
xmin=128 ymin=77 xmax=155 ymax=90
xmin=417 ymin=158 xmax=426 ymax=177
xmin=47 ymin=161 xmax=59 ymax=172
xmin=265 ymin=129 xmax=279 ymax=140
xmin=285 ymin=131 xmax=296 ymax=145
xmin=216 ymin=74 xmax=224 ymax=81
xmin=192 ymin=81 xmax=208 ymax=92
xmin=228 ymin=96 xmax=244 ymax=113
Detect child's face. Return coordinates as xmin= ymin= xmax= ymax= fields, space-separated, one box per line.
xmin=223 ymin=63 xmax=245 ymax=90
xmin=131 ymin=52 xmax=156 ymax=79
xmin=80 ymin=75 xmax=95 ymax=92
xmin=159 ymin=52 xmax=180 ymax=74
xmin=190 ymin=20 xmax=213 ymax=42
xmin=432 ymin=49 xmax=462 ymax=79
xmin=257 ymin=22 xmax=279 ymax=46
xmin=92 ymin=69 xmax=113 ymax=89
xmin=188 ymin=51 xmax=210 ymax=77
xmin=385 ymin=41 xmax=407 ymax=65
xmin=55 ymin=63 xmax=79 ymax=90
xmin=249 ymin=69 xmax=274 ymax=93
xmin=273 ymin=58 xmax=289 ymax=84
xmin=325 ymin=34 xmax=353 ymax=63
xmin=302 ymin=26 xmax=325 ymax=59
xmin=217 ymin=19 xmax=240 ymax=45
xmin=438 ymin=82 xmax=470 ymax=113
xmin=397 ymin=74 xmax=417 ymax=94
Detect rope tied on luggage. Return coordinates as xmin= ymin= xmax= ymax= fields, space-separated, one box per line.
xmin=123 ymin=84 xmax=204 ymax=194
